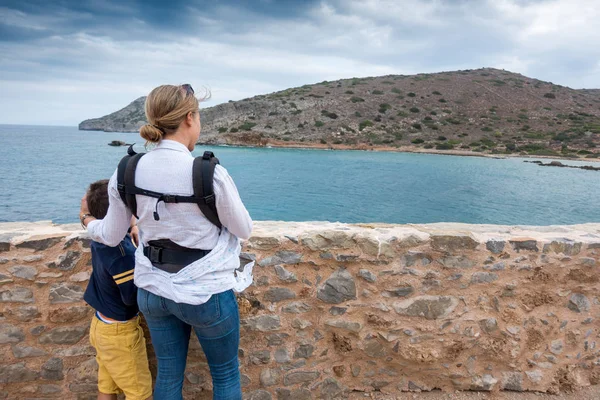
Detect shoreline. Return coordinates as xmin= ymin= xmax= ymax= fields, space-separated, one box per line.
xmin=198 ymin=139 xmax=600 ymax=164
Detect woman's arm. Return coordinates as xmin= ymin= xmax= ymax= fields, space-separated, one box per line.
xmin=83 ymin=170 xmax=133 ymax=247
xmin=213 ymin=165 xmax=253 ymax=240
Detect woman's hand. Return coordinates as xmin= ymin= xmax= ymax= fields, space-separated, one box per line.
xmin=80 ymin=194 xmax=90 ymax=216
xmin=130 ymin=225 xmax=140 ymax=247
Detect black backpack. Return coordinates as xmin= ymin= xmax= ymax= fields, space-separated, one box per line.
xmin=116 ymin=145 xmax=222 ymax=228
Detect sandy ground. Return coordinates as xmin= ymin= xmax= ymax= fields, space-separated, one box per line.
xmin=347 ymin=385 xmax=600 ymax=400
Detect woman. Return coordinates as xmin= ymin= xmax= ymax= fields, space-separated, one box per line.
xmin=80 ymin=84 xmax=253 ymax=400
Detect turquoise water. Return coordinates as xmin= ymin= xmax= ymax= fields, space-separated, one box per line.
xmin=0 ymin=124 xmax=599 ymax=225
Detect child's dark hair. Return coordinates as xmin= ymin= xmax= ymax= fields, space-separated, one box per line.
xmin=86 ymin=179 xmax=110 ymax=219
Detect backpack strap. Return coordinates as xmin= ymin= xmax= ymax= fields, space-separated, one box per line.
xmin=116 ymin=145 xmax=138 ymax=206
xmin=192 ymin=151 xmax=222 ymax=229
xmin=123 ymin=153 xmax=146 ymax=219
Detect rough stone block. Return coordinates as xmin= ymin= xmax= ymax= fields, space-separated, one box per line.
xmin=471 ymin=272 xmax=499 ymax=284
xmin=274 ymin=265 xmax=297 ymax=283
xmin=244 ymin=315 xmax=281 ymax=332
xmin=393 ymin=296 xmax=458 ymax=320
xmin=264 ymin=287 xmax=296 ymax=303
xmin=48 ymin=305 xmax=92 ymax=323
xmin=0 ymin=286 xmax=34 ymax=303
xmin=439 ymin=256 xmax=476 ymax=269
xmin=0 ymin=362 xmax=40 ymax=383
xmin=543 ymin=240 xmax=582 ymax=255
xmin=431 ymin=234 xmax=478 ymax=253
xmin=8 ymin=306 xmax=40 ymax=322
xmin=49 ymin=282 xmax=84 ymax=303
xmin=12 ymin=344 xmax=47 ymax=358
xmin=0 ymin=323 xmax=25 ymax=344
xmin=567 ymin=293 xmax=590 ymax=313
xmin=7 ymin=265 xmax=38 ymax=281
xmin=500 ymin=372 xmax=523 ymax=391
xmin=41 ymin=358 xmax=64 ymax=381
xmin=16 ymin=236 xmax=63 ymax=251
xmin=38 ymin=325 xmax=88 ymax=345
xmin=259 ymin=368 xmax=281 ymax=387
xmin=509 ymin=239 xmax=539 ymax=252
xmin=317 ymin=268 xmax=356 ymax=304
xmin=486 ymin=240 xmax=505 ymax=254
xmin=383 ymin=286 xmax=414 ymax=298
xmin=276 ymin=388 xmax=312 ymax=400
xmin=46 ymin=250 xmax=81 ymax=271
xmin=358 ymin=269 xmax=377 ymax=283
xmin=281 ymin=302 xmax=311 ymax=314
xmin=324 ymin=320 xmax=362 ymax=333
xmin=248 ymin=236 xmax=280 ymax=250
xmin=283 ymin=371 xmax=320 ymax=386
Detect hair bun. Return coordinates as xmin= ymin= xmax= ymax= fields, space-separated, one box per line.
xmin=140 ymin=124 xmax=163 ymax=143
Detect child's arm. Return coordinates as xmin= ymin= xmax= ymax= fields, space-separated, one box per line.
xmin=110 ymin=248 xmax=137 ymax=306
xmin=86 ymin=170 xmax=133 ymax=247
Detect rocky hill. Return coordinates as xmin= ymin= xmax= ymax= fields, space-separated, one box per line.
xmin=79 ymin=68 xmax=600 ymax=158
xmin=79 ymin=96 xmax=146 ymax=132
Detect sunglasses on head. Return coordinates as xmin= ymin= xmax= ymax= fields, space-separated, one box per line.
xmin=181 ymin=84 xmax=194 ymax=96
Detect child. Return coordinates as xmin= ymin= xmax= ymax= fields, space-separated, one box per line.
xmin=82 ymin=179 xmax=152 ymax=400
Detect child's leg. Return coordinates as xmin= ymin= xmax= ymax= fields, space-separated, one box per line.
xmin=98 ymin=317 xmax=153 ymax=400
xmin=90 ymin=317 xmax=122 ymax=399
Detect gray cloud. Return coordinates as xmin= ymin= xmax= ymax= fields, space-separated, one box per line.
xmin=0 ymin=0 xmax=599 ymax=125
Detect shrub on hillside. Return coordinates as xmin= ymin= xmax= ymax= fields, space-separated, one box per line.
xmin=407 ymin=92 xmax=416 ymax=97
xmin=315 ymin=120 xmax=325 ymax=127
xmin=350 ymin=96 xmax=365 ymax=103
xmin=372 ymin=90 xmax=384 ymax=95
xmin=321 ymin=110 xmax=338 ymax=119
xmin=218 ymin=127 xmax=227 ymax=133
xmin=379 ymin=103 xmax=392 ymax=113
xmin=409 ymin=107 xmax=420 ymax=113
xmin=436 ymin=143 xmax=454 ymax=150
xmin=544 ymin=92 xmax=556 ymax=99
xmin=359 ymin=120 xmax=374 ymax=131
xmin=239 ymin=122 xmax=257 ymax=131
xmin=412 ymin=138 xmax=425 ymax=144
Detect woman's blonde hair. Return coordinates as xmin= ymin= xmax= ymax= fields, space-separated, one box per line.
xmin=139 ymin=85 xmax=202 ymax=143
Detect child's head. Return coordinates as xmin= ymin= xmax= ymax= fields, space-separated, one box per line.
xmin=86 ymin=179 xmax=110 ymax=219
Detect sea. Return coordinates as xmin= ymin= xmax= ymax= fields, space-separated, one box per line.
xmin=1 ymin=124 xmax=599 ymax=226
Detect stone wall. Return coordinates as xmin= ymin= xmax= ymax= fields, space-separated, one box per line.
xmin=1 ymin=221 xmax=599 ymax=399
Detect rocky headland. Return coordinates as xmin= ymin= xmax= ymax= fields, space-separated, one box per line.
xmin=80 ymin=68 xmax=600 ymax=160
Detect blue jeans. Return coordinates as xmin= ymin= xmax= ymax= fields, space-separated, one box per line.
xmin=137 ymin=288 xmax=241 ymax=400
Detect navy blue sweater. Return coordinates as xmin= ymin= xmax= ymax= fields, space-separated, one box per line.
xmin=84 ymin=235 xmax=138 ymax=321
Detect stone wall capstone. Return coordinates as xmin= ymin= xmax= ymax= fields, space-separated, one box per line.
xmin=0 ymin=221 xmax=599 ymax=399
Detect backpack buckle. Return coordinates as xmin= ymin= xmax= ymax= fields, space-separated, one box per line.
xmin=148 ymin=246 xmax=162 ymax=263
xmin=203 ymin=194 xmax=215 ymax=204
xmin=163 ymin=195 xmax=177 ymax=203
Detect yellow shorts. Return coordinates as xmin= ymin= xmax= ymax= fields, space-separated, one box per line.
xmin=89 ymin=315 xmax=152 ymax=400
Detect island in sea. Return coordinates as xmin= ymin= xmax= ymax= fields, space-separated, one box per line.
xmin=79 ymin=68 xmax=599 ymax=160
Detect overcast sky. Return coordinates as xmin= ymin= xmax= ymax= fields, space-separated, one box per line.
xmin=1 ymin=0 xmax=599 ymax=126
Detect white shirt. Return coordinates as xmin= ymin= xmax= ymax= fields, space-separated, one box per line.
xmin=87 ymin=140 xmax=254 ymax=304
